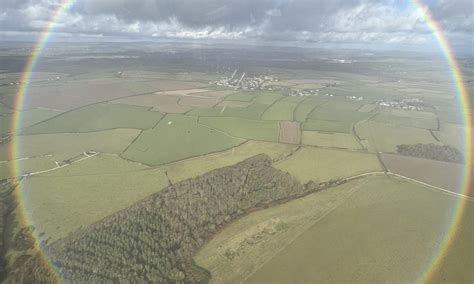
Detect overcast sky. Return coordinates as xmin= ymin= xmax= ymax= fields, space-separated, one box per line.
xmin=1 ymin=0 xmax=473 ymax=51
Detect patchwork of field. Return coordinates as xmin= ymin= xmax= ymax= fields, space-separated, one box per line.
xmin=121 ymin=114 xmax=245 ymax=165
xmin=196 ymin=175 xmax=473 ymax=283
xmin=2 ymin=60 xmax=471 ymax=283
xmin=22 ymin=155 xmax=169 ymax=242
xmin=275 ymin=147 xmax=381 ymax=183
xmin=22 ymin=103 xmax=163 ymax=134
xmin=381 ymin=153 xmax=471 ymax=196
xmin=2 ymin=78 xmax=206 ymax=111
xmin=0 ymin=129 xmax=140 ymax=160
xmin=355 ymin=120 xmax=441 ymax=152
xmin=302 ymin=131 xmax=363 ymax=149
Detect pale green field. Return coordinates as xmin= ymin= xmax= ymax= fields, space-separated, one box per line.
xmin=433 ymin=123 xmax=466 ymax=151
xmin=1 ymin=108 xmax=62 ymax=134
xmin=355 ymin=120 xmax=442 ymax=152
xmin=0 ymin=128 xmax=141 ymax=160
xmin=225 ymin=92 xmax=257 ymax=102
xmin=163 ymin=140 xmax=298 ymax=183
xmin=111 ymin=93 xmax=191 ymax=113
xmin=301 ymin=131 xmax=363 ymax=149
xmin=261 ymin=101 xmax=299 ymax=121
xmin=275 ymin=147 xmax=381 ymax=183
xmin=0 ymin=155 xmax=59 ymax=179
xmin=245 ymin=176 xmax=471 ymax=283
xmin=358 ymin=104 xmax=377 ymax=112
xmin=23 ymin=103 xmax=163 ymax=134
xmin=23 ymin=154 xmax=169 ymax=242
xmin=373 ymin=111 xmax=438 ymax=130
xmin=122 ymin=114 xmax=245 ymax=165
xmin=199 ymin=116 xmax=280 ymax=142
xmin=294 ymin=102 xmax=316 ymax=122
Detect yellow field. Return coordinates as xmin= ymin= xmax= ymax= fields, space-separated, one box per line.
xmin=195 ymin=177 xmax=366 ymax=284
xmin=301 ymin=131 xmax=363 ymax=149
xmin=275 ymin=146 xmax=381 ymax=183
xmin=196 ymin=176 xmax=472 ymax=283
xmin=0 ymin=129 xmax=141 ymax=161
xmin=23 ymin=155 xmax=169 ymax=242
xmin=433 ymin=123 xmax=466 ymax=152
xmin=162 ymin=140 xmax=298 ymax=183
xmin=355 ymin=120 xmax=441 ymax=153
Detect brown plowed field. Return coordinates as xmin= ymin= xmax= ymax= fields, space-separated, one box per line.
xmin=279 ymin=121 xmax=301 ymax=144
xmin=381 ymin=153 xmax=472 ymax=197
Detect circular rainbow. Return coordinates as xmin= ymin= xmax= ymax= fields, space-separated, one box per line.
xmin=7 ymin=0 xmax=473 ymax=282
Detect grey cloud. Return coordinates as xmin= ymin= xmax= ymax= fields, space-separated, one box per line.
xmin=0 ymin=0 xmax=472 ymax=46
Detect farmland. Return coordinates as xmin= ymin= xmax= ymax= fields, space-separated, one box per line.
xmin=0 ymin=43 xmax=472 ymax=283
xmin=22 ymin=155 xmax=169 ymax=242
xmin=0 ymin=128 xmax=141 ymax=160
xmin=22 ymin=103 xmax=163 ymax=134
xmin=242 ymin=176 xmax=471 ymax=283
xmin=275 ymin=147 xmax=381 ymax=183
xmin=381 ymin=153 xmax=470 ymax=196
xmin=121 ymin=114 xmax=245 ymax=165
xmin=302 ymin=131 xmax=363 ymax=149
xmin=355 ymin=120 xmax=442 ymax=152
xmin=199 ymin=116 xmax=280 ymax=142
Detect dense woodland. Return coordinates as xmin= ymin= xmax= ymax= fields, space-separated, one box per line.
xmin=396 ymin=143 xmax=464 ymax=163
xmin=6 ymin=154 xmax=324 ymax=283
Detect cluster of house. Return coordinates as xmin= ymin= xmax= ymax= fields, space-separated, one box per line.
xmin=377 ymin=98 xmax=424 ymax=111
xmin=210 ymin=70 xmax=278 ymax=90
xmin=346 ymin=96 xmax=364 ymax=101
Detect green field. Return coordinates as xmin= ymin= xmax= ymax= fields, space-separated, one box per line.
xmin=224 ymin=92 xmax=258 ymax=102
xmin=1 ymin=108 xmax=63 ymax=134
xmin=302 ymin=119 xmax=352 ymax=133
xmin=0 ymin=155 xmax=59 ymax=179
xmin=355 ymin=120 xmax=442 ymax=152
xmin=22 ymin=155 xmax=169 ymax=242
xmin=0 ymin=129 xmax=141 ymax=160
xmin=275 ymin=146 xmax=381 ymax=183
xmin=188 ymin=102 xmax=270 ymax=120
xmin=121 ymin=114 xmax=245 ymax=165
xmin=302 ymin=131 xmax=363 ymax=149
xmin=22 ymin=103 xmax=163 ymax=134
xmin=252 ymin=93 xmax=283 ymax=105
xmin=196 ymin=176 xmax=472 ymax=283
xmin=294 ymin=102 xmax=316 ymax=122
xmin=199 ymin=116 xmax=280 ymax=142
xmin=308 ymin=109 xmax=370 ymax=123
xmin=433 ymin=123 xmax=466 ymax=152
xmin=261 ymin=101 xmax=299 ymax=121
xmin=163 ymin=140 xmax=298 ymax=183
xmin=373 ymin=111 xmax=438 ymax=130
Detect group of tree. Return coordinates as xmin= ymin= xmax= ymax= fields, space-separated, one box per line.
xmin=396 ymin=143 xmax=463 ymax=163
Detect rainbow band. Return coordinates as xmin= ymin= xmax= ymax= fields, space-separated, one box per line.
xmin=9 ymin=0 xmax=75 ymax=281
xmin=412 ymin=1 xmax=473 ymax=283
xmin=8 ymin=0 xmax=472 ymax=282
